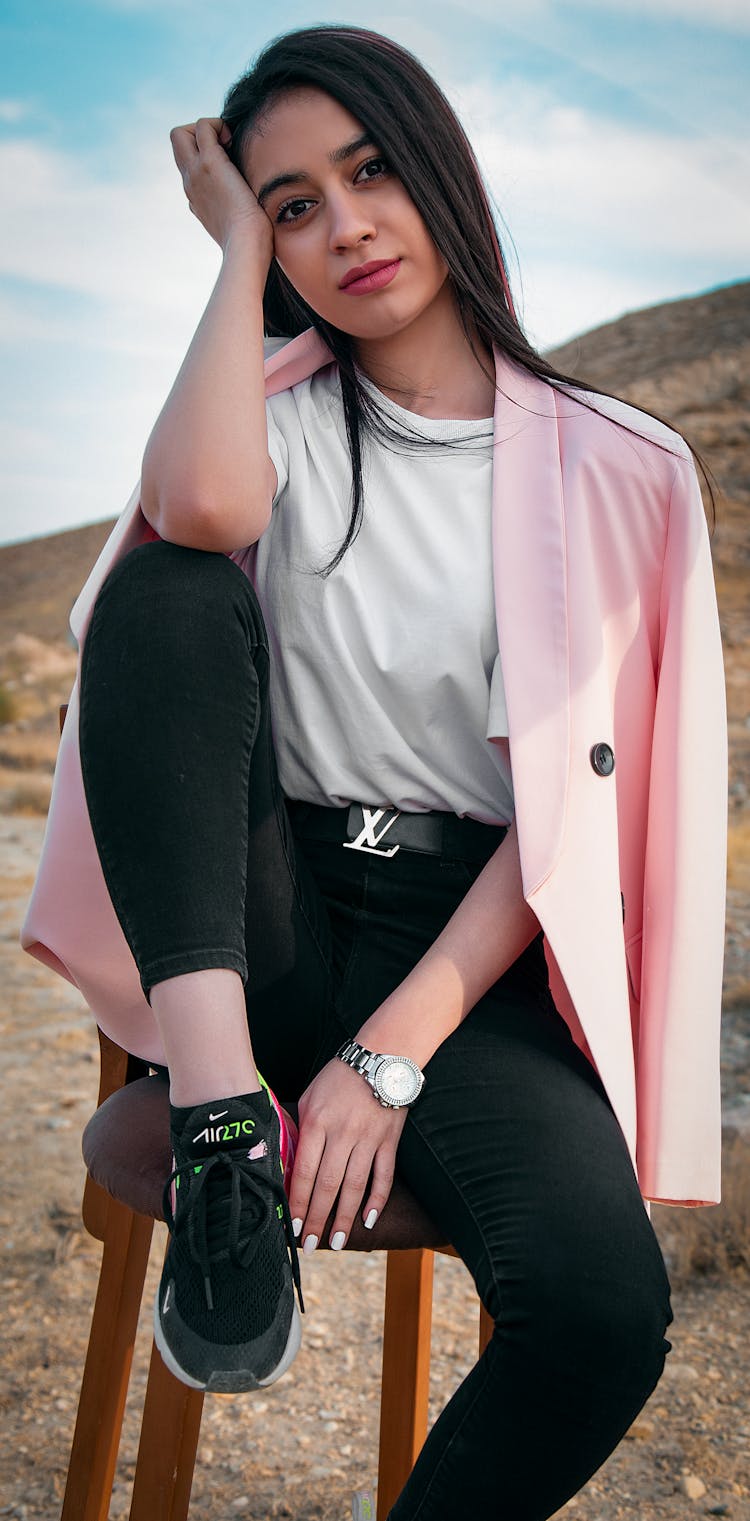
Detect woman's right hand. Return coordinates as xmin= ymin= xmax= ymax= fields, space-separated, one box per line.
xmin=169 ymin=116 xmax=274 ymax=263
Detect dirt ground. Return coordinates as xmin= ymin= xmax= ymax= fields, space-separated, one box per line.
xmin=1 ymin=812 xmax=749 ymax=1521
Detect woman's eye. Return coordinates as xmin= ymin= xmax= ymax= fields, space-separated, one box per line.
xmin=359 ymin=156 xmax=387 ymax=182
xmin=275 ymin=157 xmax=388 ymax=224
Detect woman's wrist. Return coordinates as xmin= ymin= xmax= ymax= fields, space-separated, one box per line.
xmin=222 ymin=223 xmax=272 ymax=288
xmin=353 ymin=825 xmax=539 ymax=1070
xmin=351 ymin=961 xmax=462 ymax=1070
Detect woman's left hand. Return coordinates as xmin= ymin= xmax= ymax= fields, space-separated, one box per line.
xmin=288 ymin=1057 xmax=409 ymax=1252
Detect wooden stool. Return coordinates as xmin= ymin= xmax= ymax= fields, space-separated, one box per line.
xmin=61 ymin=1028 xmax=493 ymax=1521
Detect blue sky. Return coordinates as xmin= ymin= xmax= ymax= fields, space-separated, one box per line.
xmin=1 ymin=0 xmax=748 ymax=545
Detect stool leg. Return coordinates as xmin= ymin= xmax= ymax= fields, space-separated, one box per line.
xmin=62 ymin=1199 xmax=154 ymax=1521
xmin=377 ymin=1248 xmax=434 ymax=1521
xmin=129 ymin=1339 xmax=204 ymax=1521
xmin=479 ymin=1300 xmax=494 ymax=1357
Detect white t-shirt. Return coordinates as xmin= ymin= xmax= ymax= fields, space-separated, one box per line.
xmin=244 ymin=336 xmax=515 ymax=826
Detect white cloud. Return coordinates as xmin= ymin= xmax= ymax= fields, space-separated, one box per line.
xmin=0 ymin=127 xmax=221 ymax=313
xmin=0 ymin=99 xmax=31 ymax=123
xmin=571 ymin=0 xmax=750 ymax=32
xmin=450 ymin=74 xmax=750 ymax=266
xmin=0 ymin=93 xmax=226 ymax=543
xmin=95 ymin=0 xmax=750 ymax=25
xmin=454 ymin=0 xmax=750 ymax=32
xmin=0 ymin=288 xmax=178 ymax=360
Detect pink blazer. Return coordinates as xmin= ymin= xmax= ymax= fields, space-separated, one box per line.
xmin=19 ymin=328 xmax=728 ymax=1209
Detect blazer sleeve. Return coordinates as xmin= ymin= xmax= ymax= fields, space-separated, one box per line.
xmin=636 ymin=449 xmax=728 ymax=1206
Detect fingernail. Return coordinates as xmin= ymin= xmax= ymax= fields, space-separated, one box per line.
xmin=292 ymin=1217 xmax=303 ymax=1238
xmin=303 ymin=1234 xmax=318 ymax=1254
xmin=330 ymin=1230 xmax=346 ymax=1251
xmin=365 ymin=1209 xmax=378 ymax=1230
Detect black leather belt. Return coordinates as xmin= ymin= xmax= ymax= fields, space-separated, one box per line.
xmin=285 ymin=799 xmax=509 ymax=864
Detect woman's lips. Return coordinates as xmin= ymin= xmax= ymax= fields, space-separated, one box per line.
xmin=340 ymin=259 xmax=401 ymax=295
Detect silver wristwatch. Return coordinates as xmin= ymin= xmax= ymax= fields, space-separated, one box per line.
xmin=336 ymin=1039 xmax=425 ymax=1109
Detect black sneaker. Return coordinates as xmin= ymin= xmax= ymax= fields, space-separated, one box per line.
xmin=154 ymin=1088 xmax=305 ymax=1392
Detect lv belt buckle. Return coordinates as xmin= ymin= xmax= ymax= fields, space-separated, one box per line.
xmin=343 ymin=804 xmax=401 ymax=858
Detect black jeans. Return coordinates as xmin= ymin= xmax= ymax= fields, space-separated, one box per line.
xmin=78 ymin=540 xmax=674 ymax=1521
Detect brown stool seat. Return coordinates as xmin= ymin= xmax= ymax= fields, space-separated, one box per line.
xmin=82 ymin=1074 xmax=451 ymax=1252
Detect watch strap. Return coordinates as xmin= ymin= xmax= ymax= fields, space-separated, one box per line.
xmin=336 ymin=1038 xmax=378 ymax=1078
xmin=335 ymin=1039 xmax=425 ymax=1109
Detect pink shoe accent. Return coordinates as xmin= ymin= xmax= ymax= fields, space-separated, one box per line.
xmin=258 ymin=1076 xmax=298 ymax=1193
xmin=276 ymin=1101 xmax=299 ymax=1188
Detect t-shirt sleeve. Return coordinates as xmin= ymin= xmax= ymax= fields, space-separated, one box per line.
xmin=265 ymin=402 xmax=288 ymax=507
xmin=264 ymin=336 xmax=292 ymax=508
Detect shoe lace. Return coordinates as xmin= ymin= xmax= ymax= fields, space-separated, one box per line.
xmin=162 ymin=1149 xmax=305 ymax=1316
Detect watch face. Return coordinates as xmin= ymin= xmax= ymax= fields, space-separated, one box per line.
xmin=374 ymin=1057 xmax=421 ymax=1106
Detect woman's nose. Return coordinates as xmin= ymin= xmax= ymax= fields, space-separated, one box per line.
xmin=327 ymin=196 xmax=377 ymax=250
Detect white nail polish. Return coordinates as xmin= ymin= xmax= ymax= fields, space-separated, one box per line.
xmin=291 ymin=1217 xmax=303 ymax=1238
xmin=365 ymin=1209 xmax=378 ymax=1229
xmin=303 ymin=1234 xmax=318 ymax=1254
xmin=330 ymin=1230 xmax=346 ymax=1250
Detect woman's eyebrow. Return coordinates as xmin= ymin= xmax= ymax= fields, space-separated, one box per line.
xmin=256 ymin=133 xmax=378 ymax=206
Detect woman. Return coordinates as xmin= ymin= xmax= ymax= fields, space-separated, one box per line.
xmin=21 ymin=23 xmax=728 ymax=1521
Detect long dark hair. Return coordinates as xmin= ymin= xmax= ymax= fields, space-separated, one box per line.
xmin=222 ymin=23 xmax=718 ymax=575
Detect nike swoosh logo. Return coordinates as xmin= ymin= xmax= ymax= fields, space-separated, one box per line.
xmin=163 ymin=1284 xmax=171 ymax=1314
xmin=208 ymin=1110 xmax=228 ymax=1121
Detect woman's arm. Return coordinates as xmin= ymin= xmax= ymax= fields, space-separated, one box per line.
xmin=354 ymin=814 xmax=541 ymax=1065
xmin=286 ymin=817 xmax=542 ymax=1252
xmin=140 ymin=118 xmax=277 ymax=553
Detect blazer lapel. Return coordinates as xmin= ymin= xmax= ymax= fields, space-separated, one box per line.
xmin=487 ymin=345 xmax=570 ymax=897
xmin=263 ymin=325 xmax=333 ymax=391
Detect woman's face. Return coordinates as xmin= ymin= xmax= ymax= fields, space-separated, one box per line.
xmin=243 ymin=86 xmax=451 ymax=340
